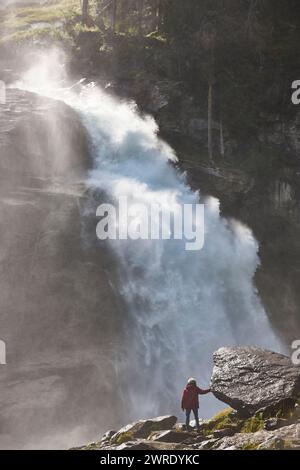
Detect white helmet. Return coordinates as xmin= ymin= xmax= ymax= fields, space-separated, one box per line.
xmin=187 ymin=377 xmax=197 ymax=385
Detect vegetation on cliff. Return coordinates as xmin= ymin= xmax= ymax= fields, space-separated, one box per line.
xmin=1 ymin=1 xmax=300 ymax=159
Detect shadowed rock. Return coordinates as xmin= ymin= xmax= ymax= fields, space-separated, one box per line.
xmin=0 ymin=89 xmax=125 ymax=449
xmin=151 ymin=430 xmax=192 ymax=443
xmin=211 ymin=347 xmax=300 ymax=416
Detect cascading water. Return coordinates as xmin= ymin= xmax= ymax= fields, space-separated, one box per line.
xmin=17 ymin=50 xmax=281 ymax=421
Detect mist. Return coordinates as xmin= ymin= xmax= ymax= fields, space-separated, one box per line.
xmin=0 ymin=0 xmax=44 ymax=7
xmin=0 ymin=49 xmax=128 ymax=449
xmin=3 ymin=47 xmax=281 ymax=443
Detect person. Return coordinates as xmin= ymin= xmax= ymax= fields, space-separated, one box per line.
xmin=181 ymin=378 xmax=211 ymax=432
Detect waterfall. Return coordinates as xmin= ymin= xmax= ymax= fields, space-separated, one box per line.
xmin=16 ymin=50 xmax=281 ymax=421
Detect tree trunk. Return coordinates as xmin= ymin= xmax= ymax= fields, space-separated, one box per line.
xmin=220 ymin=118 xmax=225 ymax=158
xmin=82 ymin=0 xmax=89 ymax=25
xmin=119 ymin=0 xmax=127 ymax=32
xmin=157 ymin=0 xmax=163 ymax=33
xmin=219 ymin=85 xmax=225 ymax=157
xmin=152 ymin=0 xmax=162 ymax=32
xmin=138 ymin=0 xmax=144 ymax=37
xmin=111 ymin=0 xmax=117 ymax=32
xmin=208 ymin=80 xmax=213 ymax=162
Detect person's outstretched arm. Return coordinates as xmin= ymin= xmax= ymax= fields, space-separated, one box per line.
xmin=197 ymin=386 xmax=211 ymax=395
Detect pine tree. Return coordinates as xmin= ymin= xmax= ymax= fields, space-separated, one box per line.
xmin=111 ymin=0 xmax=117 ymax=32
xmin=82 ymin=0 xmax=89 ymax=25
xmin=138 ymin=0 xmax=144 ymax=36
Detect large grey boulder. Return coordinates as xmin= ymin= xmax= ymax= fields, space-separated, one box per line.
xmin=211 ymin=347 xmax=300 ymax=416
xmin=111 ymin=416 xmax=177 ymax=441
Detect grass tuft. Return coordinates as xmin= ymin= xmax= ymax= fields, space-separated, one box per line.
xmin=111 ymin=432 xmax=134 ymax=446
xmin=0 ymin=0 xmax=80 ymax=43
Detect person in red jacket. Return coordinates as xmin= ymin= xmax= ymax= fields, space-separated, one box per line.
xmin=181 ymin=378 xmax=211 ymax=432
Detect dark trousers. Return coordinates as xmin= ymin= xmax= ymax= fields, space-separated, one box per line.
xmin=185 ymin=408 xmax=199 ymax=430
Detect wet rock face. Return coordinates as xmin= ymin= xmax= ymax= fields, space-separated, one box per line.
xmin=211 ymin=347 xmax=300 ymax=416
xmin=258 ymin=113 xmax=300 ymax=156
xmin=0 ymin=89 xmax=90 ymax=181
xmin=181 ymin=156 xmax=300 ymax=344
xmin=0 ymin=89 xmax=124 ymax=449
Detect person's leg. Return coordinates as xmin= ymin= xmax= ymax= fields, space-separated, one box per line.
xmin=193 ymin=409 xmax=200 ymax=431
xmin=185 ymin=409 xmax=191 ymax=430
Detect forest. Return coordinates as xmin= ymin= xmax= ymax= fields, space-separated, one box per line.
xmin=0 ymin=0 xmax=299 ymax=160
xmin=73 ymin=0 xmax=300 ymax=160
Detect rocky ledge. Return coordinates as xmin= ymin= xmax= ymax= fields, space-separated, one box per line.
xmin=74 ymin=347 xmax=300 ymax=451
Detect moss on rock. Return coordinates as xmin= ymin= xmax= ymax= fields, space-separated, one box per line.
xmin=240 ymin=413 xmax=265 ymax=433
xmin=111 ymin=432 xmax=134 ymax=446
xmin=203 ymin=408 xmax=241 ymax=436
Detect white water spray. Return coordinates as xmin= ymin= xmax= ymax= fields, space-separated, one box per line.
xmin=16 ymin=50 xmax=281 ymax=420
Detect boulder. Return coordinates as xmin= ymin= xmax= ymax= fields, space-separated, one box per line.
xmin=115 ymin=440 xmax=184 ymax=451
xmin=264 ymin=418 xmax=288 ymax=431
xmin=100 ymin=430 xmax=117 ymax=443
xmin=211 ymin=347 xmax=300 ymax=416
xmin=197 ymin=438 xmax=220 ymax=450
xmin=174 ymin=423 xmax=186 ymax=431
xmin=151 ymin=430 xmax=191 ymax=443
xmin=189 ymin=418 xmax=206 ymax=430
xmin=115 ymin=440 xmax=156 ymax=451
xmin=213 ymin=427 xmax=237 ymax=438
xmin=111 ymin=416 xmax=177 ymax=441
xmin=205 ymin=423 xmax=300 ymax=450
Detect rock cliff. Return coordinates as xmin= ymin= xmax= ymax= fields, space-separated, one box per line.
xmin=0 ymin=89 xmax=125 ymax=449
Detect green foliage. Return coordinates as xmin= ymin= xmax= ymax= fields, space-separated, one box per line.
xmin=72 ymin=23 xmax=100 ymax=34
xmin=203 ymin=408 xmax=266 ymax=436
xmin=0 ymin=0 xmax=79 ymax=44
xmin=240 ymin=413 xmax=265 ymax=433
xmin=203 ymin=408 xmax=240 ymax=436
xmin=274 ymin=400 xmax=300 ymax=421
xmin=1 ymin=0 xmax=299 ymax=154
xmin=146 ymin=31 xmax=167 ymax=43
xmin=111 ymin=432 xmax=134 ymax=445
xmin=204 ymin=401 xmax=300 ymax=439
xmin=0 ymin=26 xmax=72 ymax=46
xmin=2 ymin=0 xmax=79 ymax=28
xmin=80 ymin=441 xmax=102 ymax=450
xmin=241 ymin=442 xmax=260 ymax=450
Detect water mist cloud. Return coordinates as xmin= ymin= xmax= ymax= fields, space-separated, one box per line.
xmin=10 ymin=49 xmax=282 ymax=438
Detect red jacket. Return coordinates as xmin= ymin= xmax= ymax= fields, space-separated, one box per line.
xmin=181 ymin=384 xmax=210 ymax=410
